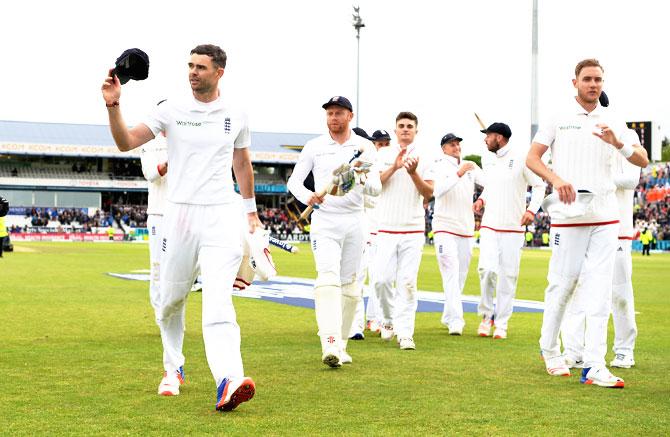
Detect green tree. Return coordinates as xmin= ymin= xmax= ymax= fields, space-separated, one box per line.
xmin=463 ymin=154 xmax=482 ymax=168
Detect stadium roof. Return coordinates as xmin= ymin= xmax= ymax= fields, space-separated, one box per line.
xmin=0 ymin=120 xmax=316 ymax=163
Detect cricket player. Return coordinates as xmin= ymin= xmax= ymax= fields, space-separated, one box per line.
xmin=431 ymin=133 xmax=485 ymax=335
xmin=102 ymin=44 xmax=258 ymax=410
xmin=474 ymin=123 xmax=545 ymax=340
xmin=561 ymin=128 xmax=643 ymax=370
xmin=526 ymin=58 xmax=648 ymax=387
xmin=350 ymin=129 xmax=392 ymax=338
xmin=374 ymin=112 xmax=434 ymax=350
xmin=287 ymin=96 xmax=381 ymax=367
xmin=140 ymin=133 xmax=168 ymax=316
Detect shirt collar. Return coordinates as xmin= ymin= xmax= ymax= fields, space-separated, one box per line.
xmin=573 ymin=96 xmax=603 ymax=116
xmin=496 ymin=145 xmax=511 ymax=158
xmin=442 ymin=153 xmax=460 ymax=166
xmin=187 ymin=92 xmax=225 ymax=112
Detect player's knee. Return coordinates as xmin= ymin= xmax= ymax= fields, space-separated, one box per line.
xmin=341 ymin=281 xmax=361 ymax=299
xmin=315 ymin=271 xmax=340 ymax=289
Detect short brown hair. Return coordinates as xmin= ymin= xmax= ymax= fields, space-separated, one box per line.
xmin=191 ymin=44 xmax=227 ymax=69
xmin=396 ymin=111 xmax=418 ymax=125
xmin=575 ymin=58 xmax=603 ymax=78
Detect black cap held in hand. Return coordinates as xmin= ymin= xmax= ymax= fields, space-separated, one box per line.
xmin=112 ymin=48 xmax=150 ymax=85
xmin=599 ymin=91 xmax=609 ymax=107
xmin=370 ymin=130 xmax=391 ymax=142
xmin=353 ymin=127 xmax=372 ymax=141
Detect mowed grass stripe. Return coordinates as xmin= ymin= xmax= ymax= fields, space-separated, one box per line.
xmin=1 ymin=242 xmax=668 ymax=435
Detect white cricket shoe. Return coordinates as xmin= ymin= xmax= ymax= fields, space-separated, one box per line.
xmin=340 ymin=350 xmax=353 ymax=364
xmin=380 ymin=324 xmax=395 ymax=342
xmin=215 ymin=377 xmax=256 ymax=411
xmin=492 ymin=328 xmax=507 ymax=339
xmin=322 ymin=346 xmax=342 ymax=368
xmin=580 ymin=366 xmax=625 ymax=388
xmin=448 ymin=324 xmax=464 ymax=336
xmin=399 ymin=337 xmax=416 ymax=350
xmin=158 ymin=370 xmax=183 ymax=396
xmin=477 ymin=316 xmax=493 ymax=337
xmin=544 ymin=355 xmax=571 ymax=377
xmin=565 ymin=356 xmax=584 ymax=369
xmin=610 ymin=354 xmax=635 ymax=369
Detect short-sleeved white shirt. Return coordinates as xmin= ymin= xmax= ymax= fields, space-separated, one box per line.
xmin=533 ymin=98 xmax=630 ymax=225
xmin=142 ymin=94 xmax=250 ymax=205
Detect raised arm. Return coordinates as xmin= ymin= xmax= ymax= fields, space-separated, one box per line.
xmin=101 ymin=69 xmax=154 ymax=151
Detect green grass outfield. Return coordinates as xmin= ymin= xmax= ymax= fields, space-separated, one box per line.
xmin=2 ymin=242 xmax=669 ymax=436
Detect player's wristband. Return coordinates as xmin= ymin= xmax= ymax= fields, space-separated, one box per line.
xmin=105 ymin=101 xmax=119 ymax=108
xmin=618 ymin=142 xmax=635 ymax=158
xmin=242 ymin=197 xmax=257 ymax=213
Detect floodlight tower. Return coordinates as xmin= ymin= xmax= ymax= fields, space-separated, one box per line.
xmin=352 ymin=6 xmax=365 ymax=127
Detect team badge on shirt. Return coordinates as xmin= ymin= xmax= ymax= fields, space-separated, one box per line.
xmin=508 ymin=159 xmax=514 ymax=169
xmin=224 ymin=117 xmax=231 ymax=134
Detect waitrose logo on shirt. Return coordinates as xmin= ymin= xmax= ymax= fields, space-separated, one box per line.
xmin=176 ymin=120 xmax=202 ymax=127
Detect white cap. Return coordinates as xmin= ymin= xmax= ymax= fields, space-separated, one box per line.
xmin=541 ymin=191 xmax=595 ymax=220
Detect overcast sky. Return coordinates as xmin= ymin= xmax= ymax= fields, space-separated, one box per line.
xmin=1 ymin=0 xmax=668 ymax=157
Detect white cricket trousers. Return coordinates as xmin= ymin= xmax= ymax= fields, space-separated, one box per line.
xmin=373 ymin=232 xmax=425 ymax=339
xmin=157 ymin=201 xmax=244 ymax=387
xmin=434 ymin=232 xmax=473 ymax=329
xmin=310 ymin=210 xmax=364 ymax=351
xmin=477 ymin=228 xmax=524 ymax=330
xmin=147 ymin=214 xmax=163 ymax=316
xmin=350 ymin=234 xmax=382 ymax=335
xmin=562 ymin=239 xmax=637 ymax=359
xmin=539 ymin=224 xmax=617 ymax=368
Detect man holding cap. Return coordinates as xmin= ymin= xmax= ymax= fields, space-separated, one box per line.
xmin=287 ymin=96 xmax=381 ymax=367
xmin=431 ymin=133 xmax=485 ymax=335
xmin=101 ymin=44 xmax=259 ymax=412
xmin=474 ymin=122 xmax=545 ymax=340
xmin=526 ymin=58 xmax=648 ymax=386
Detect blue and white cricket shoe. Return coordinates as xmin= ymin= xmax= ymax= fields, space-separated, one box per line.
xmin=216 ymin=377 xmax=256 ymax=411
xmin=580 ymin=367 xmax=624 ymax=388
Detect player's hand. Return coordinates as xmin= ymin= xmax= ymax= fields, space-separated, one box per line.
xmin=473 ymin=198 xmax=484 ymax=213
xmin=247 ymin=212 xmax=263 ymax=233
xmin=393 ymin=148 xmax=407 ymax=170
xmin=552 ymin=177 xmax=576 ymax=204
xmin=101 ymin=68 xmax=121 ymax=105
xmin=404 ymin=157 xmax=419 ymax=175
xmin=520 ymin=211 xmax=535 ymax=226
xmin=593 ymin=123 xmax=622 ymax=148
xmin=457 ymin=161 xmax=475 ymax=177
xmin=307 ymin=192 xmax=325 ymax=206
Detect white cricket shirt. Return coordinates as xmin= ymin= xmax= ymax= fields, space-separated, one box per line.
xmin=287 ymin=131 xmax=379 ymax=214
xmin=615 ymin=129 xmax=642 ymax=239
xmin=140 ymin=136 xmax=168 ymax=215
xmin=533 ymin=98 xmax=633 ymax=226
xmin=143 ymin=94 xmax=250 ymax=205
xmin=375 ymin=142 xmax=435 ymax=232
xmin=431 ymin=154 xmax=485 ymax=237
xmin=479 ymin=144 xmax=546 ymax=232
